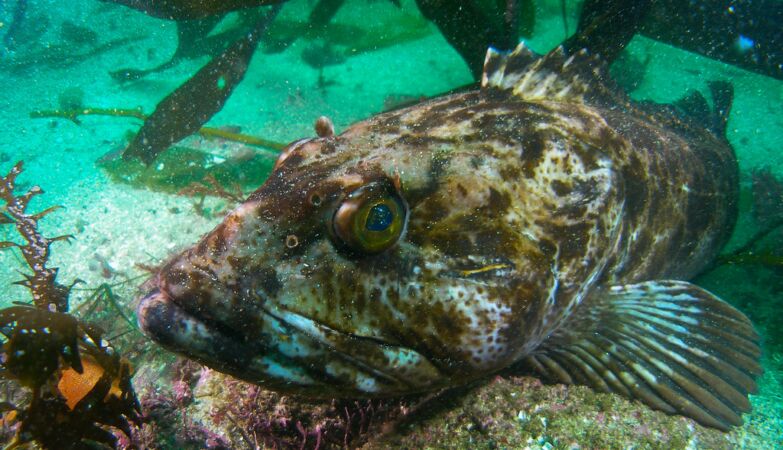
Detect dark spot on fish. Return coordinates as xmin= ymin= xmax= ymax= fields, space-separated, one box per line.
xmin=226 ymin=255 xmax=249 ymax=272
xmin=551 ymin=180 xmax=572 ymax=196
xmin=280 ymin=152 xmax=305 ymax=169
xmin=256 ymin=268 xmax=281 ymax=298
xmin=621 ymin=154 xmax=648 ymax=223
xmin=444 ymin=107 xmax=477 ymax=125
xmin=418 ymin=230 xmax=467 ymax=259
xmin=520 ymin=131 xmax=547 ymax=178
xmin=552 ymin=222 xmax=591 ymax=261
xmin=555 ymin=203 xmax=588 ymax=221
xmin=487 ymin=187 xmax=511 ymax=211
xmin=499 ymin=164 xmax=521 ymax=182
xmin=320 ymin=140 xmax=337 ymax=155
xmin=164 ymin=267 xmax=190 ymax=289
xmin=394 ymin=134 xmax=456 ymax=149
xmin=678 ymin=190 xmax=716 ymax=263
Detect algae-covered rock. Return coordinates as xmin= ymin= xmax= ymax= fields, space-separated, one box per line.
xmin=365 ymin=376 xmax=732 ymax=450
xmin=128 ymin=352 xmax=780 ymax=449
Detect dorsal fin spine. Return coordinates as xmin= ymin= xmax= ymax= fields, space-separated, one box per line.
xmin=482 ymin=43 xmax=613 ymax=105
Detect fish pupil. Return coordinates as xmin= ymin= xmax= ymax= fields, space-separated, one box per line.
xmin=365 ymin=204 xmax=393 ymax=231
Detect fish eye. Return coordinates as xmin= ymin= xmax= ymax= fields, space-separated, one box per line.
xmin=331 ymin=182 xmax=407 ymax=254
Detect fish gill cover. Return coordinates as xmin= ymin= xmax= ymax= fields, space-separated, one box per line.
xmin=0 ymin=0 xmax=782 ymax=449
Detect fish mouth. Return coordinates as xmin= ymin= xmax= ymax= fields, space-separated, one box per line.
xmin=136 ymin=288 xmax=269 ymax=382
xmin=137 ymin=285 xmax=443 ymax=397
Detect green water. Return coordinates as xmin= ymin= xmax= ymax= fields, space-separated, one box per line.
xmin=0 ymin=0 xmax=781 ymax=448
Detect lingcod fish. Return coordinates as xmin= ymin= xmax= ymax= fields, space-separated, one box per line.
xmin=137 ymin=44 xmax=761 ymax=430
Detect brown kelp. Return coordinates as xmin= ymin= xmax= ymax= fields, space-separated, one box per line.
xmin=29 ymin=106 xmax=285 ymax=149
xmin=110 ymin=9 xmax=269 ymax=83
xmin=1 ymin=30 xmax=144 ymax=74
xmin=30 ymin=107 xmax=283 ymax=194
xmin=101 ymin=0 xmax=284 ymax=20
xmin=102 ymin=141 xmax=278 ymax=195
xmin=0 ymin=162 xmax=140 ymax=449
xmin=122 ymin=4 xmax=282 ymax=165
xmin=1 ymin=0 xmax=27 ymax=50
xmin=0 ymin=162 xmax=75 ymax=312
xmin=416 ymin=0 xmax=535 ymax=79
xmin=0 ymin=307 xmax=140 ymax=449
xmin=262 ymin=8 xmax=432 ymax=56
xmin=639 ymin=0 xmax=783 ymax=81
xmin=703 ymin=168 xmax=783 ymax=271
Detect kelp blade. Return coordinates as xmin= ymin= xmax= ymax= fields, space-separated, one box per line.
xmin=123 ymin=5 xmax=282 ymax=165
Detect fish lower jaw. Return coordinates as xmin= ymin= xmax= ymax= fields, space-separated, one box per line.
xmin=136 ymin=288 xmax=451 ymax=397
xmin=136 ymin=289 xmax=314 ymax=392
xmin=136 ymin=288 xmax=256 ymax=372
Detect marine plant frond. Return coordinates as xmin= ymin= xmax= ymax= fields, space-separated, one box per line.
xmin=178 ymin=173 xmax=246 ymax=204
xmin=75 ymin=283 xmax=139 ymax=332
xmin=30 ymin=107 xmax=286 ymax=151
xmin=751 ymin=167 xmax=783 ymax=227
xmin=0 ymin=306 xmax=141 ymax=449
xmin=29 ymin=107 xmax=147 ymax=125
xmin=0 ymin=162 xmax=142 ymax=449
xmin=0 ymin=161 xmax=73 ymax=312
xmin=702 ymin=168 xmax=783 ymax=274
xmin=122 ymin=4 xmax=283 ymax=165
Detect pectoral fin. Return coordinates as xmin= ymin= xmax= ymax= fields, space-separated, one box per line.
xmin=524 ymin=280 xmax=761 ymax=430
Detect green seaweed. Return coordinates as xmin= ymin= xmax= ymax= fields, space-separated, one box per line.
xmin=29 ymin=107 xmax=282 ymax=194
xmin=98 ymin=144 xmax=277 ymax=194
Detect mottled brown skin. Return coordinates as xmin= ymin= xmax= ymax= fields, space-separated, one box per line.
xmin=137 ymin=51 xmax=737 ymax=399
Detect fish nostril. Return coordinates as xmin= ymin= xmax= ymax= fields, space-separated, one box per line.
xmin=309 ymin=192 xmax=322 ymax=206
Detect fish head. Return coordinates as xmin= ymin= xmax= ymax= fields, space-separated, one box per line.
xmin=138 ymin=100 xmax=621 ymax=397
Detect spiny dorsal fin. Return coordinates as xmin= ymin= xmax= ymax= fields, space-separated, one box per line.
xmin=481 ymin=43 xmax=621 ymax=106
xmin=524 ymin=280 xmax=761 ymax=431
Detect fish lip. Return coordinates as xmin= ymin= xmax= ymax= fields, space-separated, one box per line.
xmin=136 ymin=287 xmax=208 ymax=347
xmin=137 ymin=287 xmax=261 ymax=376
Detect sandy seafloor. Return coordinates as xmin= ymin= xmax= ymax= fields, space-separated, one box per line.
xmin=0 ymin=0 xmax=782 ymax=448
